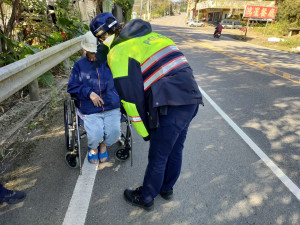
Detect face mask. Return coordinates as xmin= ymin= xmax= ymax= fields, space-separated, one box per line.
xmin=103 ymin=34 xmax=115 ymax=48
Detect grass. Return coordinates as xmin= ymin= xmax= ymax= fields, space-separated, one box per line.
xmin=235 ymin=26 xmax=300 ymax=53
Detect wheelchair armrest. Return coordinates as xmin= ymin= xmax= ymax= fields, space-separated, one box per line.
xmin=70 ymin=94 xmax=80 ymax=108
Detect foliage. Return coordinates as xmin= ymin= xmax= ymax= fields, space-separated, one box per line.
xmin=150 ymin=1 xmax=171 ymax=18
xmin=27 ymin=122 xmax=38 ymax=130
xmin=53 ymin=0 xmax=89 ymax=38
xmin=49 ymin=86 xmax=58 ymax=108
xmin=0 ymin=0 xmax=89 ymax=92
xmin=0 ymin=31 xmax=40 ymax=66
xmin=114 ymin=0 xmax=134 ymax=22
xmin=277 ymin=0 xmax=300 ymax=27
xmin=38 ymin=71 xmax=54 ymax=87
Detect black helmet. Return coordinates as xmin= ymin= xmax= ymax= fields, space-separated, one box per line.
xmin=90 ymin=12 xmax=118 ymax=38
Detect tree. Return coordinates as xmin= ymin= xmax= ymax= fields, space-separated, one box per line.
xmin=114 ymin=0 xmax=134 ymax=22
xmin=0 ymin=0 xmax=22 ymax=38
xmin=277 ymin=0 xmax=300 ymax=26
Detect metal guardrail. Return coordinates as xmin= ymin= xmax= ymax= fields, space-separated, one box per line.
xmin=0 ymin=36 xmax=83 ymax=103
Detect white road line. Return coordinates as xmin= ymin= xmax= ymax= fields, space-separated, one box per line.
xmin=62 ymin=154 xmax=98 ymax=225
xmin=199 ymin=86 xmax=300 ymax=201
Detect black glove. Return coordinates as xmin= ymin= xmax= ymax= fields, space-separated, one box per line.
xmin=143 ymin=135 xmax=150 ymax=141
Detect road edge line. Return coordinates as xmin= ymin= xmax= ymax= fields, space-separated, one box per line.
xmin=62 ymin=154 xmax=98 ymax=225
xmin=199 ymin=86 xmax=300 ymax=201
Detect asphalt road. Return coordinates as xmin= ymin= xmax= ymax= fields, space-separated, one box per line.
xmin=0 ymin=14 xmax=299 ymax=225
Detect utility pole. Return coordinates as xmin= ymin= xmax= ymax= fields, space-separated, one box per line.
xmin=140 ymin=0 xmax=143 ymax=18
xmin=146 ymin=0 xmax=150 ymax=20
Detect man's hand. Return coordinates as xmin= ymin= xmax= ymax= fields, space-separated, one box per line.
xmin=90 ymin=92 xmax=104 ymax=107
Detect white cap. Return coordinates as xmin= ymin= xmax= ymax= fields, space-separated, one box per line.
xmin=81 ymin=31 xmax=97 ymax=53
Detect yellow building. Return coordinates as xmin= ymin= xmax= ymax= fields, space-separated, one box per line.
xmin=187 ymin=0 xmax=276 ymax=23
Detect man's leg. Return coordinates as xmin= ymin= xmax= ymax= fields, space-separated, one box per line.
xmin=162 ymin=104 xmax=199 ymax=191
xmin=141 ymin=104 xmax=199 ymax=203
xmin=83 ymin=113 xmax=104 ymax=163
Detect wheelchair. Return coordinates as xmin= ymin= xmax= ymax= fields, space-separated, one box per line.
xmin=63 ymin=98 xmax=133 ymax=174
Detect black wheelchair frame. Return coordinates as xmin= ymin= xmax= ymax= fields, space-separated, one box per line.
xmin=63 ymin=99 xmax=133 ymax=174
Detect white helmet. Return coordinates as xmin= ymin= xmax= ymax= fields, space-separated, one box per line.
xmin=81 ymin=31 xmax=97 ymax=53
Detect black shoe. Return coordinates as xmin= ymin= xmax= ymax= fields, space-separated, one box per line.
xmin=0 ymin=188 xmax=26 ymax=205
xmin=160 ymin=188 xmax=173 ymax=200
xmin=124 ymin=186 xmax=154 ymax=211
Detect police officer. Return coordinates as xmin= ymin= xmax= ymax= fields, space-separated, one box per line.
xmin=90 ymin=13 xmax=203 ymax=211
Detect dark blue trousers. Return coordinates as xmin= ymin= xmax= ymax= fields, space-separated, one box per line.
xmin=141 ymin=104 xmax=199 ymax=203
xmin=0 ymin=183 xmax=6 ymax=197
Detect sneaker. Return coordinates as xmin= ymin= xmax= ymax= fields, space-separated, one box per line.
xmin=160 ymin=188 xmax=173 ymax=200
xmin=0 ymin=188 xmax=26 ymax=205
xmin=123 ymin=186 xmax=154 ymax=211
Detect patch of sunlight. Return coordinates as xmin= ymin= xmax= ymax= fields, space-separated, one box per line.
xmin=280 ymin=195 xmax=292 ymax=204
xmin=215 ymin=199 xmax=253 ymax=221
xmin=209 ymin=175 xmax=227 ymax=184
xmin=272 ymin=154 xmax=284 ymax=162
xmin=273 ymin=103 xmax=289 ymax=108
xmin=95 ymin=195 xmax=109 ymax=204
xmin=269 ymin=80 xmax=287 ymax=87
xmin=218 ymin=130 xmax=226 ymax=137
xmin=215 ymin=183 xmax=272 ymax=222
xmin=189 ymin=123 xmax=202 ymax=129
xmin=217 ymin=65 xmax=243 ymax=72
xmin=248 ymin=193 xmax=263 ymax=206
xmin=160 ymin=201 xmax=181 ymax=214
xmin=206 ymin=76 xmax=223 ymax=82
xmin=291 ymin=154 xmax=300 ymax=160
xmin=112 ymin=164 xmax=121 ymax=172
xmin=149 ymin=212 xmax=162 ymax=222
xmin=1 ymin=166 xmax=41 ymax=180
xmin=204 ymin=144 xmax=214 ymax=151
xmin=129 ymin=208 xmax=144 ymax=217
xmin=180 ymin=172 xmax=192 ymax=179
xmin=0 ymin=201 xmax=24 ymax=215
xmin=30 ymin=130 xmax=64 ymax=140
xmin=97 ymin=161 xmax=114 ymax=170
xmin=276 ymin=215 xmax=285 ymax=225
xmin=173 ymin=222 xmax=190 ymax=225
xmin=282 ymin=134 xmax=298 ymax=144
xmin=243 ymin=183 xmax=272 ymax=199
xmin=243 ymin=110 xmax=300 ymax=150
xmin=291 ymin=213 xmax=299 ymax=225
xmin=6 ymin=178 xmax=37 ymax=190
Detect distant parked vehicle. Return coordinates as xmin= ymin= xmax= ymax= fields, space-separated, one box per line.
xmin=188 ymin=18 xmax=204 ymax=27
xmin=220 ymin=19 xmax=242 ymax=29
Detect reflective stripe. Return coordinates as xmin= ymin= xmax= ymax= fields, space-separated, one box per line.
xmin=143 ymin=56 xmax=188 ymax=91
xmin=141 ymin=45 xmax=179 ymax=74
xmin=129 ymin=116 xmax=142 ymax=123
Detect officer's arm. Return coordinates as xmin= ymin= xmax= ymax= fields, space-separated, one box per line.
xmin=110 ymin=57 xmax=150 ymax=140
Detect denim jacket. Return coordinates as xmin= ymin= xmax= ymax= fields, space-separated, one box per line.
xmin=67 ymin=57 xmax=120 ymax=115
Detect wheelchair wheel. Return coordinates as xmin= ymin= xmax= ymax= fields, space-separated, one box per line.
xmin=116 ymin=115 xmax=132 ymax=161
xmin=116 ymin=148 xmax=130 ymax=161
xmin=65 ymin=152 xmax=79 ymax=168
xmin=64 ymin=100 xmax=75 ymax=150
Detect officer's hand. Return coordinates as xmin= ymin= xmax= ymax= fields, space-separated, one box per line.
xmin=90 ymin=92 xmax=104 ymax=107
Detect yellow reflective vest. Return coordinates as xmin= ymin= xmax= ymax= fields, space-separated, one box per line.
xmin=107 ymin=30 xmax=202 ymax=139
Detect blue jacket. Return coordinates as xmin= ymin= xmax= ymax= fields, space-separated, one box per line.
xmin=67 ymin=57 xmax=120 ymax=115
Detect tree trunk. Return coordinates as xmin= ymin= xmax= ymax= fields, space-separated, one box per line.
xmin=6 ymin=0 xmax=22 ymax=38
xmin=96 ymin=0 xmax=104 ymax=14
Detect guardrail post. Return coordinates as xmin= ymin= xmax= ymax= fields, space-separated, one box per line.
xmin=64 ymin=58 xmax=71 ymax=73
xmin=28 ymin=79 xmax=39 ymax=101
